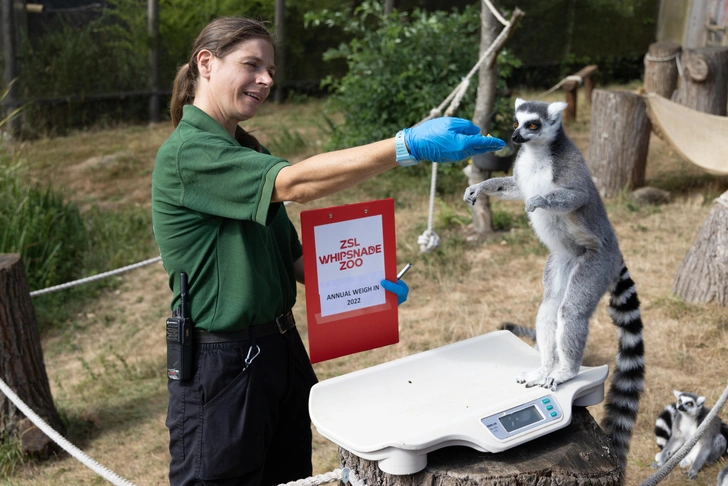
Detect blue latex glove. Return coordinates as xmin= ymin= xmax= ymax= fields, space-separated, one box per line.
xmin=403 ymin=117 xmax=506 ymax=162
xmin=380 ymin=279 xmax=409 ymax=306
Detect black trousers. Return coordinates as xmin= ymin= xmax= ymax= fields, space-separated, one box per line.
xmin=166 ymin=327 xmax=318 ymax=486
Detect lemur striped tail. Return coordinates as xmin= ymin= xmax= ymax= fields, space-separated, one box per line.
xmin=500 ymin=322 xmax=537 ymax=340
xmin=721 ymin=422 xmax=728 ymax=452
xmin=602 ymin=264 xmax=645 ymax=471
xmin=654 ymin=403 xmax=677 ymax=450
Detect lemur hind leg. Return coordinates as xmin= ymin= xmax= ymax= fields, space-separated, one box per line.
xmin=685 ymin=434 xmax=728 ymax=479
xmin=518 ymin=253 xmax=566 ymax=387
xmin=540 ymin=253 xmax=613 ymax=391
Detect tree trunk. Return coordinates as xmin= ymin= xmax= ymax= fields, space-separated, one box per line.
xmin=467 ymin=0 xmax=502 ymax=239
xmin=586 ymin=90 xmax=651 ymax=198
xmin=674 ymin=46 xmax=728 ymax=116
xmin=339 ymin=407 xmax=620 ymax=485
xmin=643 ymin=41 xmax=681 ymax=99
xmin=274 ymin=0 xmax=286 ymax=104
xmin=0 ymin=254 xmax=64 ymax=458
xmin=673 ymin=191 xmax=728 ymax=306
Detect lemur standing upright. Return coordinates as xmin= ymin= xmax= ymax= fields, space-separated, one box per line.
xmin=463 ymin=98 xmax=645 ymax=469
xmin=653 ymin=390 xmax=728 ymax=480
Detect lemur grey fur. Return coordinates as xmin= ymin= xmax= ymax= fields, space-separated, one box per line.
xmin=718 ymin=465 xmax=728 ymax=486
xmin=463 ymin=98 xmax=645 ymax=469
xmin=652 ymin=390 xmax=728 ymax=480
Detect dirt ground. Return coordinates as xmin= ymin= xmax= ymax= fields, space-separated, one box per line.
xmin=7 ymin=98 xmax=728 ymax=485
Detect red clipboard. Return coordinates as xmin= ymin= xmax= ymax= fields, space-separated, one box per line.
xmin=300 ymin=199 xmax=398 ymax=363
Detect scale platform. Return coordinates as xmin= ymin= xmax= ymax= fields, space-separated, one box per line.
xmin=309 ymin=330 xmax=608 ymax=475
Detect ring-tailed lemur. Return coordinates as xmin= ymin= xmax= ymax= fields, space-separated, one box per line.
xmin=719 ymin=465 xmax=728 ymax=486
xmin=652 ymin=390 xmax=728 ymax=480
xmin=463 ymin=98 xmax=645 ymax=469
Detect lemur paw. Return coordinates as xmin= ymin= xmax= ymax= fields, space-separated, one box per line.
xmin=679 ymin=457 xmax=692 ymax=468
xmin=650 ymin=461 xmax=660 ymax=469
xmin=463 ymin=184 xmax=483 ymax=206
xmin=687 ymin=469 xmax=698 ymax=480
xmin=539 ymin=377 xmax=558 ymax=391
xmin=517 ymin=368 xmax=550 ymax=387
xmin=525 ymin=195 xmax=547 ymax=213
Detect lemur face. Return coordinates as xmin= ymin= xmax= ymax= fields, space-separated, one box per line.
xmin=511 ymin=98 xmax=567 ymax=145
xmin=673 ymin=390 xmax=706 ymax=417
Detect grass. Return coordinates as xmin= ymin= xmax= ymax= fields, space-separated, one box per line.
xmin=3 ymin=92 xmax=728 ymax=485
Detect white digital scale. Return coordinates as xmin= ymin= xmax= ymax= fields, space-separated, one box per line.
xmin=309 ymin=330 xmax=609 ymax=475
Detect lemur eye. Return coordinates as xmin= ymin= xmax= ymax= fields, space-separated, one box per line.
xmin=528 ymin=123 xmax=538 ymax=130
xmin=513 ymin=122 xmax=519 ymax=128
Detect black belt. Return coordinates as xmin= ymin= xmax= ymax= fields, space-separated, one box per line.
xmin=193 ymin=310 xmax=295 ymax=344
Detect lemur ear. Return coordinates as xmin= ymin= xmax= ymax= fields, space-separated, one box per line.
xmin=514 ymin=98 xmax=525 ymax=110
xmin=547 ymin=101 xmax=568 ymax=120
xmin=697 ymin=396 xmax=706 ymax=406
xmin=672 ymin=390 xmax=682 ymax=399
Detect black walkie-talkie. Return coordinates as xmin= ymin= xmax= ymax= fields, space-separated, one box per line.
xmin=166 ymin=272 xmax=192 ymax=380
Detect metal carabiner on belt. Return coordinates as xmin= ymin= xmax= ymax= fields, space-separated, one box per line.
xmin=245 ymin=345 xmax=261 ymax=366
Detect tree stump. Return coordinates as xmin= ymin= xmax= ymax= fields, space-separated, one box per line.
xmin=339 ymin=407 xmax=620 ymax=485
xmin=673 ymin=46 xmax=728 ymax=116
xmin=586 ymin=90 xmax=651 ymax=198
xmin=643 ymin=41 xmax=681 ymax=99
xmin=0 ymin=254 xmax=64 ymax=458
xmin=673 ymin=191 xmax=728 ymax=306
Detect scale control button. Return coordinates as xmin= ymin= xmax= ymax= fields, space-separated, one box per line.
xmin=546 ymin=405 xmax=554 ymax=411
xmin=550 ymin=412 xmax=558 ymax=417
xmin=542 ymin=399 xmax=550 ymax=404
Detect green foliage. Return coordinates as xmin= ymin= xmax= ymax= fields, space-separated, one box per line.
xmin=306 ymin=1 xmax=522 ymax=150
xmin=0 ymin=157 xmax=87 ymax=291
xmin=0 ymin=434 xmax=24 ymax=479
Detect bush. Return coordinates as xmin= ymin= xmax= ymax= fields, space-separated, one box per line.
xmin=306 ymin=1 xmax=521 ymax=150
xmin=0 ymin=155 xmax=86 ymax=291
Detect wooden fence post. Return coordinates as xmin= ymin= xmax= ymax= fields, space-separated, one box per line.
xmin=0 ymin=254 xmax=64 ymax=458
xmin=643 ymin=41 xmax=681 ymax=99
xmin=586 ymin=89 xmax=651 ymax=198
xmin=561 ymin=65 xmax=598 ymax=122
xmin=674 ymin=46 xmax=728 ymax=116
xmin=339 ymin=407 xmax=621 ymax=485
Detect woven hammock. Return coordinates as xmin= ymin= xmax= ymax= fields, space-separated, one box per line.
xmin=644 ymin=93 xmax=728 ymax=175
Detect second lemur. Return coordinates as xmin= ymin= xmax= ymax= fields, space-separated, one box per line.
xmin=652 ymin=390 xmax=728 ymax=480
xmin=463 ymin=98 xmax=644 ymax=469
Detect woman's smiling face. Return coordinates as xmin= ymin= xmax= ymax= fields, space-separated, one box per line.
xmin=201 ymin=37 xmax=276 ymax=128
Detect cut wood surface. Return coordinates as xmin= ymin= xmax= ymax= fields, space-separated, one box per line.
xmin=339 ymin=407 xmax=620 ymax=485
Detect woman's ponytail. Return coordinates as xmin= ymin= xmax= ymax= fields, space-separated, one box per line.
xmin=170 ymin=63 xmax=195 ymax=127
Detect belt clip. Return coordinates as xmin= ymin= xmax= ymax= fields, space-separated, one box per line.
xmin=245 ymin=345 xmax=261 ymax=366
xmin=275 ymin=312 xmax=291 ymax=334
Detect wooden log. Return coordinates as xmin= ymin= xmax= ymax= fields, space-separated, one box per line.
xmin=339 ymin=407 xmax=621 ymax=485
xmin=0 ymin=254 xmax=64 ymax=458
xmin=643 ymin=41 xmax=681 ymax=99
xmin=586 ymin=90 xmax=651 ymax=198
xmin=673 ymin=191 xmax=728 ymax=306
xmin=674 ymin=46 xmax=728 ymax=116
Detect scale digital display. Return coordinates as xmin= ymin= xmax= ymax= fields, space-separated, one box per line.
xmin=481 ymin=394 xmax=563 ymax=441
xmin=498 ymin=405 xmax=543 ymax=432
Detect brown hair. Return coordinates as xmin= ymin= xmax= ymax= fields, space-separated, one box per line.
xmin=170 ymin=17 xmax=274 ymax=150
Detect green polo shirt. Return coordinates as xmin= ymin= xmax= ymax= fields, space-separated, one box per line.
xmin=152 ymin=105 xmax=302 ymax=332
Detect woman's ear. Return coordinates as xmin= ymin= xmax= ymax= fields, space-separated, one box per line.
xmin=196 ymin=49 xmax=214 ymax=79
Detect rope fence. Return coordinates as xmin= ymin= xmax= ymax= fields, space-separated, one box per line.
xmin=29 ymin=256 xmax=162 ymax=298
